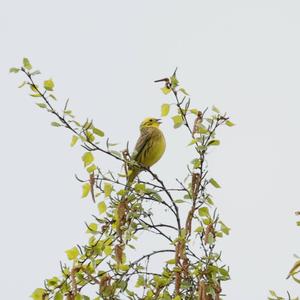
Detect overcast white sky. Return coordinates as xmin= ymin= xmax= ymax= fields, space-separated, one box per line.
xmin=1 ymin=0 xmax=300 ymax=299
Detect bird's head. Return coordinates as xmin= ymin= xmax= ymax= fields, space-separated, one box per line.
xmin=140 ymin=117 xmax=162 ymax=129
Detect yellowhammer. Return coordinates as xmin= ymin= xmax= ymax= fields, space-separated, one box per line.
xmin=126 ymin=117 xmax=166 ymax=186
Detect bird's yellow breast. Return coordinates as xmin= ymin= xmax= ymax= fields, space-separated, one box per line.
xmin=127 ymin=125 xmax=166 ymax=185
xmin=138 ymin=127 xmax=166 ymax=167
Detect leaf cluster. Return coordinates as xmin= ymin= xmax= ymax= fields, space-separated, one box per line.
xmin=11 ymin=60 xmax=234 ymax=300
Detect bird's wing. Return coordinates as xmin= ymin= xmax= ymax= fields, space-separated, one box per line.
xmin=131 ymin=130 xmax=152 ymax=163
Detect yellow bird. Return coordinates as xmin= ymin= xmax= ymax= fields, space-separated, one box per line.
xmin=126 ymin=117 xmax=166 ymax=186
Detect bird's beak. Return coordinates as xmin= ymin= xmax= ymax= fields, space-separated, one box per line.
xmin=156 ymin=118 xmax=162 ymax=124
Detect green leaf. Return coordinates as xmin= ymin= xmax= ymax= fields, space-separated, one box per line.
xmin=225 ymin=120 xmax=235 ymax=127
xmin=134 ymin=183 xmax=145 ymax=192
xmin=31 ymin=70 xmax=41 ymax=76
xmin=219 ymin=267 xmax=230 ymax=278
xmin=269 ymin=290 xmax=276 ymax=296
xmin=207 ymin=233 xmax=215 ymax=245
xmin=126 ymin=291 xmax=135 ymax=298
xmin=161 ymin=86 xmax=171 ymax=95
xmin=198 ymin=206 xmax=209 ymax=217
xmin=108 ymin=142 xmax=119 ymax=147
xmin=54 ymin=292 xmax=63 ymax=300
xmin=44 ymin=79 xmax=54 ymax=91
xmin=135 ymin=275 xmax=145 ymax=287
xmin=31 ymin=288 xmax=47 ymax=300
xmin=9 ymin=67 xmax=20 ymax=73
xmin=175 ymin=199 xmax=185 ymax=203
xmin=75 ymin=295 xmax=82 ymax=300
xmin=64 ymin=110 xmax=73 ymax=116
xmin=104 ymin=245 xmax=112 ymax=256
xmin=81 ymin=183 xmax=90 ymax=198
xmin=30 ymin=94 xmax=42 ymax=97
xmin=145 ymin=290 xmax=154 ymax=298
xmin=65 ymin=246 xmax=80 ymax=260
xmin=190 ymin=108 xmax=198 ymax=115
xmin=202 ymin=218 xmax=211 ymax=225
xmin=153 ymin=274 xmax=169 ymax=287
xmin=86 ymin=131 xmax=95 ymax=142
xmin=86 ymin=223 xmax=98 ymax=233
xmin=51 ymin=122 xmax=61 ymax=127
xmin=117 ymin=189 xmax=127 ymax=197
xmin=98 ymin=201 xmax=107 ymax=214
xmin=161 ymin=103 xmax=170 ymax=117
xmin=110 ymin=150 xmax=122 ymax=158
xmin=172 ymin=115 xmax=183 ymax=129
xmin=162 ymin=292 xmax=172 ymax=300
xmin=70 ymin=135 xmax=79 ymax=147
xmin=23 ymin=57 xmax=32 ymax=70
xmin=191 ymin=158 xmax=201 ymax=169
xmin=194 ymin=226 xmax=204 ymax=233
xmin=212 ymin=105 xmax=220 ymax=113
xmin=49 ymin=94 xmax=57 ymax=101
xmin=219 ymin=221 xmax=231 ymax=235
xmin=196 ymin=145 xmax=207 ymax=151
xmin=173 ymin=296 xmax=181 ymax=300
xmin=297 ymin=221 xmax=300 ymax=226
xmin=36 ymin=103 xmax=47 ymax=109
xmin=198 ymin=126 xmax=209 ymax=134
xmin=170 ymin=74 xmax=179 ymax=88
xmin=93 ymin=127 xmax=105 ymax=137
xmin=145 ymin=189 xmax=162 ymax=202
xmin=166 ymin=259 xmax=176 ymax=264
xmin=206 ymin=197 xmax=214 ymax=205
xmin=104 ymin=182 xmax=113 ymax=197
xmin=82 ymin=152 xmax=94 ymax=167
xmin=179 ymin=88 xmax=189 ymax=95
xmin=18 ymin=81 xmax=27 ymax=88
xmin=30 ymin=84 xmax=39 ymax=92
xmin=291 ymin=274 xmax=300 ymax=284
xmin=208 ymin=139 xmax=220 ymax=146
xmin=119 ymin=264 xmax=129 ymax=271
xmin=209 ymin=178 xmax=221 ymax=188
xmin=47 ymin=276 xmax=59 ymax=287
xmin=188 ymin=139 xmax=197 ymax=146
xmin=86 ymin=164 xmax=97 ymax=173
xmin=118 ymin=280 xmax=127 ymax=290
xmin=82 ymin=120 xmax=92 ymax=130
xmin=288 ymin=260 xmax=300 ymax=278
xmin=183 ymin=193 xmax=192 ymax=200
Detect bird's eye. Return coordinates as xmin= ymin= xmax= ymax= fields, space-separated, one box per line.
xmin=149 ymin=119 xmax=153 ymax=122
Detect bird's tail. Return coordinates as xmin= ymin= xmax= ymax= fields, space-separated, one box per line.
xmin=122 ymin=167 xmax=139 ymax=200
